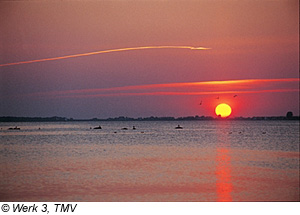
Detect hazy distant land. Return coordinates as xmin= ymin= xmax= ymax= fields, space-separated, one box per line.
xmin=1 ymin=114 xmax=299 ymax=122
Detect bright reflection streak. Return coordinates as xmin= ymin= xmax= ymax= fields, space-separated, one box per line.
xmin=0 ymin=46 xmax=210 ymax=67
xmin=216 ymin=148 xmax=233 ymax=202
xmin=215 ymin=122 xmax=233 ymax=202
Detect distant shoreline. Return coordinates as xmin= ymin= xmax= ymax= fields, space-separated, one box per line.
xmin=0 ymin=115 xmax=299 ymax=122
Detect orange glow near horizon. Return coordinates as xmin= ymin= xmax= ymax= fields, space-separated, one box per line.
xmin=215 ymin=103 xmax=232 ymax=118
xmin=3 ymin=77 xmax=298 ymax=118
xmin=0 ymin=45 xmax=210 ymax=67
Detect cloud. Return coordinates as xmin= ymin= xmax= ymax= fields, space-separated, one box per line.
xmin=21 ymin=78 xmax=299 ymax=99
xmin=53 ymin=88 xmax=299 ymax=99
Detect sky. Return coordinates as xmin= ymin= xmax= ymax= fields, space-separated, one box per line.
xmin=0 ymin=0 xmax=299 ymax=119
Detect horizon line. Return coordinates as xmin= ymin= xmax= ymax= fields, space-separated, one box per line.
xmin=0 ymin=115 xmax=299 ymax=121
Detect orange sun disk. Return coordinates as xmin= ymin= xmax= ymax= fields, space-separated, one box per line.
xmin=215 ymin=103 xmax=232 ymax=118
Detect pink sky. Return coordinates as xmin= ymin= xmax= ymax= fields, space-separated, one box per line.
xmin=0 ymin=1 xmax=299 ymax=118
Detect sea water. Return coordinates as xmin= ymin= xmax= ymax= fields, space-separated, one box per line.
xmin=0 ymin=120 xmax=299 ymax=201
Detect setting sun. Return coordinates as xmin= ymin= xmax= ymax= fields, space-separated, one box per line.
xmin=215 ymin=103 xmax=232 ymax=118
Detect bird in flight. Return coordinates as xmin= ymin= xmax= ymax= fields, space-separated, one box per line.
xmin=199 ymin=101 xmax=202 ymax=105
xmin=233 ymin=95 xmax=238 ymax=98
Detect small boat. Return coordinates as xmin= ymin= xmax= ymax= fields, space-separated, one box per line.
xmin=175 ymin=125 xmax=183 ymax=129
xmin=122 ymin=127 xmax=128 ymax=130
xmin=133 ymin=126 xmax=136 ymax=130
xmin=8 ymin=126 xmax=20 ymax=130
xmin=93 ymin=126 xmax=102 ymax=129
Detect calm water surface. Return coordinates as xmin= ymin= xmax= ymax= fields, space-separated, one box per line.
xmin=0 ymin=120 xmax=299 ymax=201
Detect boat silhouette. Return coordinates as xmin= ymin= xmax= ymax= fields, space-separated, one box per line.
xmin=8 ymin=126 xmax=20 ymax=130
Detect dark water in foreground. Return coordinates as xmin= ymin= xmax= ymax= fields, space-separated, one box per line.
xmin=0 ymin=120 xmax=299 ymax=201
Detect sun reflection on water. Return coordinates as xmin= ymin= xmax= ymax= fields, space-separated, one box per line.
xmin=216 ymin=147 xmax=233 ymax=201
xmin=215 ymin=122 xmax=233 ymax=202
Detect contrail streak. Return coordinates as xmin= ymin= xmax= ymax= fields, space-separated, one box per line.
xmin=0 ymin=46 xmax=210 ymax=67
